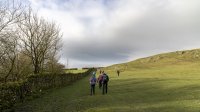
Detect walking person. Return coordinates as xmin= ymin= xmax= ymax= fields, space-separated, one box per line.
xmin=100 ymin=69 xmax=102 ymax=74
xmin=102 ymin=71 xmax=109 ymax=95
xmin=117 ymin=70 xmax=120 ymax=76
xmin=97 ymin=71 xmax=103 ymax=89
xmin=89 ymin=71 xmax=97 ymax=96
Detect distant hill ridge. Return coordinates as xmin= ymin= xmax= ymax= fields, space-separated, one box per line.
xmin=108 ymin=49 xmax=200 ymax=70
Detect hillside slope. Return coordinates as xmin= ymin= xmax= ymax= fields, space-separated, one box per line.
xmin=108 ymin=49 xmax=200 ymax=71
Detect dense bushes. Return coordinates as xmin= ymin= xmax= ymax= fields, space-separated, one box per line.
xmin=0 ymin=69 xmax=94 ymax=111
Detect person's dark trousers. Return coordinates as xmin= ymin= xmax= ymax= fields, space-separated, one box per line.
xmin=99 ymin=80 xmax=102 ymax=89
xmin=90 ymin=84 xmax=95 ymax=95
xmin=102 ymin=82 xmax=108 ymax=95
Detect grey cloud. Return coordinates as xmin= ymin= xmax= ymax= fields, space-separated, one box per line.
xmin=63 ymin=39 xmax=133 ymax=62
xmin=59 ymin=0 xmax=200 ymax=67
xmin=113 ymin=5 xmax=200 ymax=49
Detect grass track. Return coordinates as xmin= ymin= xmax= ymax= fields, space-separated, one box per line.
xmin=14 ymin=49 xmax=200 ymax=112
xmin=14 ymin=66 xmax=200 ymax=112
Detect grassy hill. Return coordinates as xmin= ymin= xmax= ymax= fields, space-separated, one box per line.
xmin=14 ymin=49 xmax=200 ymax=112
xmin=108 ymin=49 xmax=200 ymax=70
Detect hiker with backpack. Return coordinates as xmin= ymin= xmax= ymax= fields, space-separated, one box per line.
xmin=102 ymin=71 xmax=109 ymax=95
xmin=89 ymin=71 xmax=97 ymax=96
xmin=97 ymin=71 xmax=103 ymax=89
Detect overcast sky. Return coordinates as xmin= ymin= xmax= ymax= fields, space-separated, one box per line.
xmin=29 ymin=0 xmax=200 ymax=68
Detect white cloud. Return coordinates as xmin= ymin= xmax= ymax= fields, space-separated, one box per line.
xmin=28 ymin=0 xmax=200 ymax=68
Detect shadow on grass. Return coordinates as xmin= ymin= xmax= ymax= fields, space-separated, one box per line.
xmin=107 ymin=77 xmax=200 ymax=112
xmin=13 ymin=77 xmax=200 ymax=112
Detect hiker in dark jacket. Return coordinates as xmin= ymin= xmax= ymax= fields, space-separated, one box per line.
xmin=89 ymin=72 xmax=97 ymax=96
xmin=102 ymin=71 xmax=109 ymax=95
xmin=97 ymin=72 xmax=103 ymax=89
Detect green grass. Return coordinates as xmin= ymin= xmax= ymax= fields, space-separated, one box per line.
xmin=64 ymin=69 xmax=87 ymax=74
xmin=14 ymin=49 xmax=200 ymax=112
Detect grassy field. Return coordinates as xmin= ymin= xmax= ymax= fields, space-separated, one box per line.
xmin=14 ymin=49 xmax=200 ymax=112
xmin=64 ymin=69 xmax=87 ymax=74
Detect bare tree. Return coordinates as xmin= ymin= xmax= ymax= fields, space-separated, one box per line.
xmin=0 ymin=0 xmax=25 ymax=82
xmin=0 ymin=1 xmax=63 ymax=83
xmin=0 ymin=0 xmax=25 ymax=32
xmin=18 ymin=9 xmax=62 ymax=74
xmin=14 ymin=51 xmax=32 ymax=79
xmin=0 ymin=32 xmax=19 ymax=82
xmin=0 ymin=0 xmax=24 ymax=59
xmin=45 ymin=57 xmax=65 ymax=74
